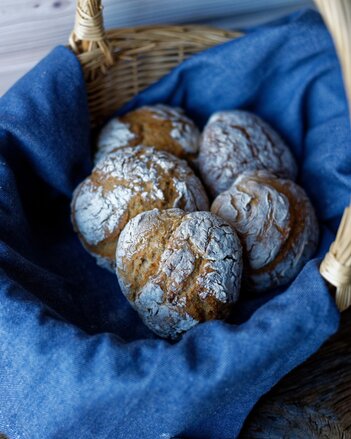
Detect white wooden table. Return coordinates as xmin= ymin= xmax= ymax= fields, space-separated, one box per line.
xmin=0 ymin=0 xmax=312 ymax=96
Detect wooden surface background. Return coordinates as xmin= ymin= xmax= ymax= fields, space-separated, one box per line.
xmin=0 ymin=0 xmax=312 ymax=96
xmin=241 ymin=307 xmax=351 ymax=438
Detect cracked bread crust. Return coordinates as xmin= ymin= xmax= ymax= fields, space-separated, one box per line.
xmin=197 ymin=110 xmax=298 ymax=197
xmin=95 ymin=104 xmax=200 ymax=164
xmin=71 ymin=147 xmax=209 ymax=271
xmin=211 ymin=170 xmax=319 ymax=293
xmin=116 ymin=208 xmax=243 ymax=339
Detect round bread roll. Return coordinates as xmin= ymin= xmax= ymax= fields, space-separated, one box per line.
xmin=71 ymin=146 xmax=209 ymax=270
xmin=95 ymin=104 xmax=200 ymax=164
xmin=116 ymin=208 xmax=243 ymax=339
xmin=197 ymin=110 xmax=298 ymax=197
xmin=211 ymin=170 xmax=319 ymax=293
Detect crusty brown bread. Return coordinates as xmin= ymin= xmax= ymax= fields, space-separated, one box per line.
xmin=71 ymin=146 xmax=209 ymax=271
xmin=211 ymin=170 xmax=319 ymax=293
xmin=116 ymin=208 xmax=243 ymax=339
xmin=95 ymin=104 xmax=200 ymax=164
xmin=197 ymin=110 xmax=298 ymax=198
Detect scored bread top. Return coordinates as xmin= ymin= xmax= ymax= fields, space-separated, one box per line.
xmin=211 ymin=170 xmax=319 ymax=292
xmin=198 ymin=110 xmax=297 ymax=197
xmin=116 ymin=208 xmax=242 ymax=339
xmin=71 ymin=146 xmax=209 ymax=270
xmin=95 ymin=104 xmax=200 ymax=164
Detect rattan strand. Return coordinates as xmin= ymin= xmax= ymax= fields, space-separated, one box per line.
xmin=320 ymin=206 xmax=351 ymax=311
xmin=315 ymin=0 xmax=351 ymax=311
xmin=69 ymin=1 xmax=241 ymax=126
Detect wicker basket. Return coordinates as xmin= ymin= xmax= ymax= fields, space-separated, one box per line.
xmin=68 ymin=0 xmax=241 ymax=127
xmin=68 ymin=0 xmax=351 ymax=311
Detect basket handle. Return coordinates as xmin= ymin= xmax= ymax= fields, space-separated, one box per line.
xmin=69 ymin=0 xmax=113 ymax=66
xmin=315 ymin=0 xmax=351 ymax=311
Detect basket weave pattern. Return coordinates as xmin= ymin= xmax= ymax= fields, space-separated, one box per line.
xmin=69 ymin=0 xmax=240 ymax=127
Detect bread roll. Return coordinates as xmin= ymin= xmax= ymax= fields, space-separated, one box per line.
xmin=198 ymin=110 xmax=297 ymax=197
xmin=95 ymin=104 xmax=200 ymax=164
xmin=116 ymin=208 xmax=243 ymax=339
xmin=211 ymin=170 xmax=319 ymax=292
xmin=72 ymin=146 xmax=209 ymax=270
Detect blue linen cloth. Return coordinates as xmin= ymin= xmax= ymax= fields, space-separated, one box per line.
xmin=0 ymin=9 xmax=348 ymax=439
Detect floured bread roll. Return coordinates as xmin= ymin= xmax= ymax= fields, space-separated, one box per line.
xmin=197 ymin=110 xmax=297 ymax=197
xmin=71 ymin=146 xmax=209 ymax=271
xmin=116 ymin=208 xmax=243 ymax=339
xmin=95 ymin=104 xmax=200 ymax=164
xmin=211 ymin=170 xmax=319 ymax=293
